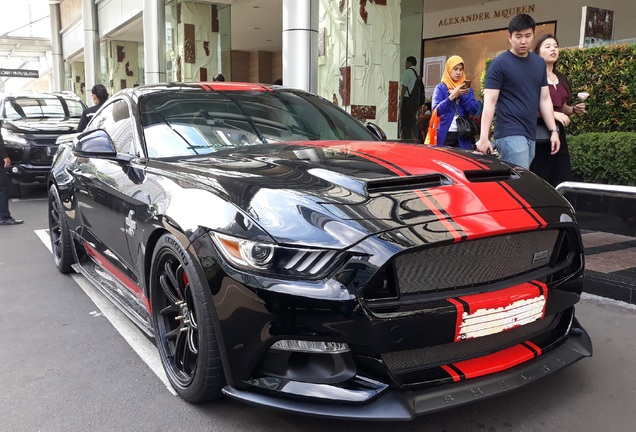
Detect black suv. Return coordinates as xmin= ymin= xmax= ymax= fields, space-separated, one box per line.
xmin=1 ymin=91 xmax=86 ymax=197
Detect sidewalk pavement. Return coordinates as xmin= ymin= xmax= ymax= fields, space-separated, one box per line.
xmin=581 ymin=230 xmax=636 ymax=305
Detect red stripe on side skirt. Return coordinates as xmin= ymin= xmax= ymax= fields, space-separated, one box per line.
xmin=452 ymin=344 xmax=537 ymax=380
xmin=84 ymin=241 xmax=151 ymax=312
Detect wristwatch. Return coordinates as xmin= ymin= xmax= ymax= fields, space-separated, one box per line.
xmin=549 ymin=128 xmax=559 ymax=133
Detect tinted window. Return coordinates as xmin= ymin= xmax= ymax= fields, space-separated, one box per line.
xmin=4 ymin=96 xmax=84 ymax=120
xmin=140 ymin=90 xmax=376 ymax=158
xmin=88 ymin=100 xmax=136 ymax=155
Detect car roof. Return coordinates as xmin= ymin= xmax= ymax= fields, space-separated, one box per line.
xmin=2 ymin=90 xmax=83 ymax=101
xmin=120 ymin=82 xmax=288 ymax=99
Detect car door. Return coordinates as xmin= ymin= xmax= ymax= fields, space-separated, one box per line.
xmin=72 ymin=98 xmax=145 ymax=287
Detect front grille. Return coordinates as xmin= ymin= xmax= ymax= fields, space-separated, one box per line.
xmin=24 ymin=134 xmax=62 ymax=166
xmin=394 ymin=230 xmax=559 ymax=295
xmin=31 ymin=137 xmax=58 ymax=146
xmin=381 ymin=312 xmax=558 ymax=373
xmin=29 ymin=147 xmax=54 ymax=165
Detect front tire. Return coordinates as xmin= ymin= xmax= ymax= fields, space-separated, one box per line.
xmin=150 ymin=234 xmax=225 ymax=402
xmin=48 ymin=185 xmax=74 ymax=273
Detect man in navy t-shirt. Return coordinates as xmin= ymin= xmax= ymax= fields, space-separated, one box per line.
xmin=476 ymin=14 xmax=560 ymax=168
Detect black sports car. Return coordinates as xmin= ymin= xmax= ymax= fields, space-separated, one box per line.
xmin=48 ymin=82 xmax=592 ymax=420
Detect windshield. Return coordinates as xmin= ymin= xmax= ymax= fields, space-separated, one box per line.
xmin=4 ymin=96 xmax=84 ymax=120
xmin=140 ymin=89 xmax=377 ymax=158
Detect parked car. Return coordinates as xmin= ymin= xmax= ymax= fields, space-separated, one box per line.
xmin=48 ymin=82 xmax=592 ymax=420
xmin=1 ymin=91 xmax=86 ymax=197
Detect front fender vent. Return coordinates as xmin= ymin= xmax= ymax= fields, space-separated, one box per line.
xmin=366 ymin=174 xmax=451 ymax=194
xmin=464 ymin=169 xmax=515 ymax=182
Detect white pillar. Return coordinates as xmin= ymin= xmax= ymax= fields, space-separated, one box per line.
xmin=143 ymin=0 xmax=167 ymax=84
xmin=49 ymin=2 xmax=65 ymax=92
xmin=82 ymin=0 xmax=100 ymax=106
xmin=282 ymin=0 xmax=318 ymax=93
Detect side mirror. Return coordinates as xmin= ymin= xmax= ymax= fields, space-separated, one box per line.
xmin=366 ymin=122 xmax=386 ymax=141
xmin=73 ymin=129 xmax=117 ymax=158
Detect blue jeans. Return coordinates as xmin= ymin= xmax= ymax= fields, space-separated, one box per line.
xmin=494 ymin=136 xmax=536 ymax=169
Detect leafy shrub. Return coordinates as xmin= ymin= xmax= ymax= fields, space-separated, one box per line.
xmin=568 ymin=132 xmax=636 ymax=186
xmin=559 ymin=44 xmax=636 ymax=135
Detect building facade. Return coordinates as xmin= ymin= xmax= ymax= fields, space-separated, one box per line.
xmin=49 ymin=0 xmax=635 ymax=139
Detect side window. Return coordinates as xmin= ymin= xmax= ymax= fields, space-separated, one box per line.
xmin=108 ymin=101 xmax=135 ymax=155
xmin=88 ymin=100 xmax=136 ymax=155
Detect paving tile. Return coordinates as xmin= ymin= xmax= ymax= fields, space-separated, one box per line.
xmin=585 ymin=248 xmax=636 ymax=273
xmin=581 ymin=231 xmax=636 ymax=249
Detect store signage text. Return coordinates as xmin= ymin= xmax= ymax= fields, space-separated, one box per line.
xmin=438 ymin=4 xmax=535 ymax=27
xmin=0 ymin=68 xmax=39 ymax=78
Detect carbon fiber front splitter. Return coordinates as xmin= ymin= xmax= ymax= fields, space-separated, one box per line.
xmin=222 ymin=321 xmax=592 ymax=421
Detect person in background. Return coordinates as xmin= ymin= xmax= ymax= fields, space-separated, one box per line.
xmin=530 ymin=33 xmax=586 ymax=187
xmin=213 ymin=73 xmax=226 ymax=82
xmin=77 ymin=84 xmax=109 ymax=132
xmin=398 ymin=56 xmax=419 ymax=140
xmin=0 ymin=128 xmax=23 ymax=225
xmin=431 ymin=55 xmax=481 ymax=149
xmin=417 ymin=101 xmax=432 ymax=143
xmin=273 ymin=78 xmax=283 ymax=85
xmin=475 ymin=14 xmax=560 ymax=168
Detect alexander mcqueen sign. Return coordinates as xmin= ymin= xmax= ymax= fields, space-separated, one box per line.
xmin=438 ymin=4 xmax=536 ymax=27
xmin=0 ymin=68 xmax=39 ymax=78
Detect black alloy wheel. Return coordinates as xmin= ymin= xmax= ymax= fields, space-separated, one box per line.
xmin=150 ymin=234 xmax=224 ymax=402
xmin=48 ymin=185 xmax=74 ymax=273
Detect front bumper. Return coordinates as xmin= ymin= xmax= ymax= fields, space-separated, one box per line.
xmin=7 ymin=163 xmax=51 ymax=184
xmin=223 ymin=319 xmax=592 ymax=420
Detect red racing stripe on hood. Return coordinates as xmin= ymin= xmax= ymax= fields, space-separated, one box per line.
xmin=322 ymin=142 xmax=546 ymax=236
xmin=332 ymin=144 xmax=466 ymax=242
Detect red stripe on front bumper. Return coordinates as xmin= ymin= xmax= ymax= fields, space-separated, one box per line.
xmin=451 ymin=343 xmax=537 ymax=379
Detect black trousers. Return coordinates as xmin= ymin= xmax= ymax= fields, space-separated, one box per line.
xmin=443 ymin=131 xmax=460 ymax=147
xmin=400 ymin=98 xmax=418 ymax=139
xmin=0 ymin=164 xmax=11 ymax=219
xmin=530 ymin=130 xmax=573 ymax=188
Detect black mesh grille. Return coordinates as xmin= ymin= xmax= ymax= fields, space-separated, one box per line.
xmin=394 ymin=230 xmax=559 ymax=294
xmin=381 ymin=313 xmax=558 ymax=372
xmin=29 ymin=147 xmax=54 ymax=165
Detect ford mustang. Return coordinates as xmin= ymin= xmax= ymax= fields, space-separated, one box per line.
xmin=48 ymin=82 xmax=591 ymax=420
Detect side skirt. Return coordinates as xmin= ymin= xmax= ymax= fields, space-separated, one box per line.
xmin=72 ymin=258 xmax=154 ymax=337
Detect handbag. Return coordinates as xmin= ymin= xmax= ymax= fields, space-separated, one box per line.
xmin=455 ymin=102 xmax=479 ymax=139
xmin=424 ymin=108 xmax=440 ymax=145
xmin=536 ymin=119 xmax=559 ymax=141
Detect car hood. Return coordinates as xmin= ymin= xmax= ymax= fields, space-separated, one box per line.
xmin=160 ymin=141 xmax=572 ymax=248
xmin=4 ymin=118 xmax=80 ymax=133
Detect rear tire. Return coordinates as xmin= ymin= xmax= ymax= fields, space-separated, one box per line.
xmin=150 ymin=234 xmax=225 ymax=402
xmin=48 ymin=185 xmax=74 ymax=273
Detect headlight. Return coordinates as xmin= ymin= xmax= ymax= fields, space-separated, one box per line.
xmin=1 ymin=129 xmax=27 ymax=146
xmin=210 ymin=232 xmax=345 ymax=279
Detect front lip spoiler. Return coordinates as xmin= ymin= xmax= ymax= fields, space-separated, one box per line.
xmin=222 ymin=322 xmax=592 ymax=421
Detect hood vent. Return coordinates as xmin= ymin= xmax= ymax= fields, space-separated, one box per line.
xmin=366 ymin=174 xmax=450 ymax=194
xmin=464 ymin=169 xmax=515 ymax=182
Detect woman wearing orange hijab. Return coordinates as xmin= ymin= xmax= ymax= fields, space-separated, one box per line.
xmin=431 ymin=55 xmax=481 ymax=149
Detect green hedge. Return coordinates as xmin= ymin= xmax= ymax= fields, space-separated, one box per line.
xmin=558 ymin=44 xmax=636 ymax=135
xmin=569 ymin=132 xmax=636 ymax=186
